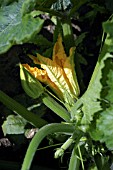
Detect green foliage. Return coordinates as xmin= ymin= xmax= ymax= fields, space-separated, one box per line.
xmin=0 ymin=0 xmax=17 ymax=7
xmin=0 ymin=0 xmax=44 ymax=54
xmin=52 ymin=0 xmax=71 ymax=10
xmin=0 ymin=0 xmax=113 ymax=169
xmin=91 ymin=66 xmax=113 ymax=149
xmin=29 ymin=34 xmax=53 ymax=47
xmin=81 ymin=49 xmax=110 ymax=127
xmin=87 ymin=18 xmax=113 ymax=149
xmin=21 ymin=0 xmax=37 ymax=16
xmin=97 ymin=107 xmax=113 ymax=149
xmin=2 ymin=115 xmax=27 ymax=135
xmin=21 ymin=123 xmax=74 ymax=170
xmin=103 ymin=19 xmax=113 ymax=52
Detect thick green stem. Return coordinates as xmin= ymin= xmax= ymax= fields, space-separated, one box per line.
xmin=61 ymin=17 xmax=75 ymax=54
xmin=68 ymin=144 xmax=80 ymax=170
xmin=54 ymin=135 xmax=74 ymax=158
xmin=21 ymin=123 xmax=74 ymax=170
xmin=0 ymin=90 xmax=47 ymax=127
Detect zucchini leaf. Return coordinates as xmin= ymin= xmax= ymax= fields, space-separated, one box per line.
xmin=91 ymin=66 xmax=113 ymax=149
xmin=21 ymin=0 xmax=58 ymax=16
xmin=0 ymin=0 xmax=44 ymax=54
xmin=80 ymin=47 xmax=111 ymax=127
xmin=77 ymin=18 xmax=113 ymax=130
xmin=81 ymin=17 xmax=113 ymax=149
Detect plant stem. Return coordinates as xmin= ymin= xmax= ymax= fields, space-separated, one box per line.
xmin=54 ymin=135 xmax=74 ymax=158
xmin=78 ymin=145 xmax=85 ymax=170
xmin=0 ymin=90 xmax=47 ymax=127
xmin=21 ymin=123 xmax=74 ymax=170
xmin=61 ymin=17 xmax=75 ymax=54
xmin=68 ymin=144 xmax=80 ymax=170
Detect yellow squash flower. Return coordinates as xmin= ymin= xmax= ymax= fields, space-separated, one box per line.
xmin=23 ymin=35 xmax=80 ymax=106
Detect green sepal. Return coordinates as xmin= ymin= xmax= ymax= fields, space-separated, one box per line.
xmin=20 ymin=64 xmax=44 ymax=99
xmin=42 ymin=93 xmax=70 ymax=122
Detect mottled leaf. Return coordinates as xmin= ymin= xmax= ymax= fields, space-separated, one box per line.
xmin=52 ymin=0 xmax=71 ymax=10
xmin=81 ymin=51 xmax=112 ymax=126
xmin=93 ymin=68 xmax=113 ymax=149
xmin=21 ymin=0 xmax=58 ymax=16
xmin=2 ymin=115 xmax=27 ymax=135
xmin=103 ymin=18 xmax=113 ymax=53
xmin=0 ymin=0 xmax=17 ymax=7
xmin=97 ymin=107 xmax=113 ymax=149
xmin=0 ymin=0 xmax=44 ymax=54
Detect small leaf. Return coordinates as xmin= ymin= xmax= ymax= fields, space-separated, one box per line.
xmin=75 ymin=32 xmax=87 ymax=46
xmin=52 ymin=0 xmax=71 ymax=10
xmin=2 ymin=115 xmax=27 ymax=135
xmin=20 ymin=64 xmax=44 ymax=99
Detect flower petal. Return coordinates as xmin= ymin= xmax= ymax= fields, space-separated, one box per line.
xmin=63 ymin=47 xmax=80 ymax=97
xmin=22 ymin=64 xmax=47 ymax=83
xmin=22 ymin=63 xmax=63 ymax=100
xmin=52 ymin=35 xmax=67 ymax=67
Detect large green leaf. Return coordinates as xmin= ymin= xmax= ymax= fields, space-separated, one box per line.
xmin=92 ymin=68 xmax=113 ymax=149
xmin=0 ymin=0 xmax=16 ymax=7
xmin=21 ymin=0 xmax=58 ymax=16
xmin=0 ymin=0 xmax=44 ymax=54
xmin=96 ymin=107 xmax=113 ymax=149
xmin=103 ymin=17 xmax=113 ymax=53
xmin=87 ymin=18 xmax=113 ymax=147
xmin=105 ymin=69 xmax=113 ymax=103
xmin=80 ymin=48 xmax=112 ymax=127
xmin=79 ymin=17 xmax=113 ymax=127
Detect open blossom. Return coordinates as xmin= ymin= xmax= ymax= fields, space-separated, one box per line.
xmin=23 ymin=35 xmax=80 ymax=106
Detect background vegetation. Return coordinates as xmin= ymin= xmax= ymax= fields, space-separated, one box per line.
xmin=0 ymin=0 xmax=113 ymax=169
